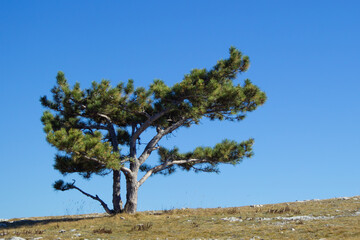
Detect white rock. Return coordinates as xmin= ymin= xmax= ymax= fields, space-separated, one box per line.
xmin=220 ymin=217 xmax=243 ymax=222
xmin=281 ymin=215 xmax=333 ymax=221
xmin=70 ymin=229 xmax=77 ymax=232
xmin=10 ymin=237 xmax=26 ymax=240
xmin=250 ymin=204 xmax=263 ymax=208
xmin=73 ymin=233 xmax=81 ymax=237
xmin=257 ymin=214 xmax=336 ymax=222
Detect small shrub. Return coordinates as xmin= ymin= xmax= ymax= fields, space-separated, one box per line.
xmin=226 ymin=207 xmax=240 ymax=214
xmin=163 ymin=208 xmax=176 ymax=215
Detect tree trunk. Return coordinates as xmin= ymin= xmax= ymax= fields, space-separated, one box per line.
xmin=124 ymin=174 xmax=138 ymax=213
xmin=112 ymin=170 xmax=122 ymax=213
xmin=124 ymin=124 xmax=139 ymax=213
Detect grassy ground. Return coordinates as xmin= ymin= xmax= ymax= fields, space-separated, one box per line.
xmin=1 ymin=196 xmax=359 ymax=240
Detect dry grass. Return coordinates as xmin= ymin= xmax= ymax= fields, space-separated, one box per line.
xmin=92 ymin=227 xmax=112 ymax=234
xmin=1 ymin=196 xmax=359 ymax=239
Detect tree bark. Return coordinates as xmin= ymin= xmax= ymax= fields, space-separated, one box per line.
xmin=123 ymin=125 xmax=139 ymax=213
xmin=124 ymin=173 xmax=138 ymax=213
xmin=106 ymin=121 xmax=123 ymax=213
xmin=112 ymin=170 xmax=122 ymax=213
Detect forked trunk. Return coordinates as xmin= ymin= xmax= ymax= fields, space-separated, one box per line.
xmin=112 ymin=170 xmax=122 ymax=213
xmin=124 ymin=174 xmax=138 ymax=213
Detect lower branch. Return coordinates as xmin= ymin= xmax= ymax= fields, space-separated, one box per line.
xmin=69 ymin=181 xmax=114 ymax=215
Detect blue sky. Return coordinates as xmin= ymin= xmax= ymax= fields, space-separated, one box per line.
xmin=0 ymin=0 xmax=359 ymax=219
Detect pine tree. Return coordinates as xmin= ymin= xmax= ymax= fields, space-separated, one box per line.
xmin=40 ymin=47 xmax=266 ymax=214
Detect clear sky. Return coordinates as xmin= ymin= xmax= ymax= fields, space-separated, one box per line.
xmin=0 ymin=0 xmax=359 ymax=219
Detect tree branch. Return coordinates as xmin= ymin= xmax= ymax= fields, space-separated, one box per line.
xmin=120 ymin=158 xmax=131 ymax=164
xmin=69 ymin=180 xmax=114 ymax=214
xmin=119 ymin=104 xmax=151 ymax=119
xmin=120 ymin=166 xmax=133 ymax=176
xmin=132 ymin=109 xmax=171 ymax=144
xmin=138 ymin=118 xmax=187 ymax=165
xmin=138 ymin=158 xmax=208 ymax=186
xmin=75 ymin=123 xmax=108 ymax=131
xmin=73 ymin=152 xmax=106 ymax=166
xmin=97 ymin=113 xmax=112 ymax=123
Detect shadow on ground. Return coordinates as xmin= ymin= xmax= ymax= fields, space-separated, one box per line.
xmin=0 ymin=214 xmax=108 ymax=229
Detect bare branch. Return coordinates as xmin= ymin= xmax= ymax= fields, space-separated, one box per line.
xmin=120 ymin=158 xmax=131 ymax=164
xmin=119 ymin=104 xmax=151 ymax=119
xmin=75 ymin=123 xmax=108 ymax=131
xmin=97 ymin=113 xmax=112 ymax=123
xmin=138 ymin=118 xmax=187 ymax=165
xmin=169 ymin=159 xmax=209 ymax=165
xmin=138 ymin=158 xmax=208 ymax=186
xmin=120 ymin=166 xmax=133 ymax=176
xmin=132 ymin=109 xmax=171 ymax=143
xmin=92 ymin=112 xmax=120 ymax=154
xmin=69 ymin=180 xmax=113 ymax=214
xmin=141 ymin=111 xmax=151 ymax=119
xmin=138 ymin=162 xmax=168 ymax=186
xmin=73 ymin=151 xmax=106 ymax=166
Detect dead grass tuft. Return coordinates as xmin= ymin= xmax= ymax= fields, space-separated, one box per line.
xmin=266 ymin=205 xmax=301 ymax=215
xmin=93 ymin=227 xmax=112 ymax=234
xmin=191 ymin=222 xmax=200 ymax=228
xmin=12 ymin=229 xmax=44 ymax=235
xmin=130 ymin=222 xmax=153 ymax=231
xmin=225 ymin=207 xmax=241 ymax=214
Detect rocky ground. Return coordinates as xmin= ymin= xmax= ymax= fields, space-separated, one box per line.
xmin=1 ymin=196 xmax=359 ymax=239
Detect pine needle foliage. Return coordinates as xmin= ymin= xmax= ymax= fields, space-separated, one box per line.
xmin=40 ymin=47 xmax=266 ymax=213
